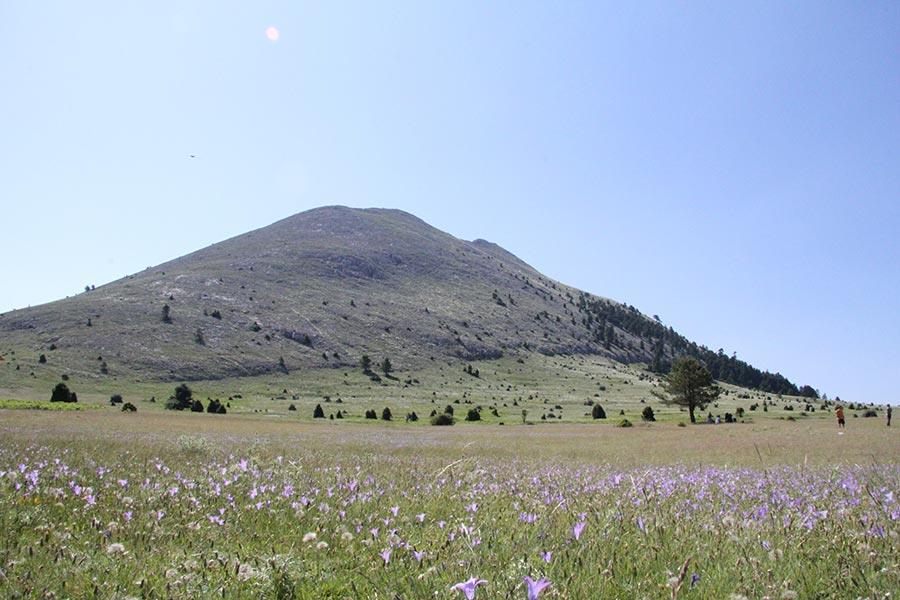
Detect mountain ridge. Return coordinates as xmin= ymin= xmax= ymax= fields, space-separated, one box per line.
xmin=0 ymin=206 xmax=803 ymax=394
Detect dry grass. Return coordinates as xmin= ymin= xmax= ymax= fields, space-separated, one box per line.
xmin=1 ymin=409 xmax=895 ymax=467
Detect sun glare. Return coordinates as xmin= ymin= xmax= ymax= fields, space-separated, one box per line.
xmin=265 ymin=26 xmax=280 ymax=42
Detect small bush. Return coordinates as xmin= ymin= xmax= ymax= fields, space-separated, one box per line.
xmin=191 ymin=399 xmax=204 ymax=412
xmin=381 ymin=407 xmax=392 ymax=421
xmin=592 ymin=404 xmax=606 ymax=419
xmin=465 ymin=408 xmax=481 ymax=421
xmin=50 ymin=382 xmax=76 ymax=403
xmin=365 ymin=409 xmax=377 ymax=419
xmin=313 ymin=404 xmax=325 ymax=419
xmin=110 ymin=394 xmax=123 ymax=406
xmin=618 ymin=419 xmax=633 ymax=428
xmin=288 ymin=404 xmax=296 ymax=411
xmin=641 ymin=406 xmax=655 ymax=422
xmin=121 ymin=402 xmax=137 ymax=412
xmin=430 ymin=413 xmax=455 ymax=426
xmin=863 ymin=409 xmax=877 ymax=418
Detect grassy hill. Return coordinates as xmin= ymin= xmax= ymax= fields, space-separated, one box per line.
xmin=0 ymin=206 xmax=802 ymax=395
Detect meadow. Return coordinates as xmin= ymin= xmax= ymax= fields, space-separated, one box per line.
xmin=0 ymin=410 xmax=896 ymax=599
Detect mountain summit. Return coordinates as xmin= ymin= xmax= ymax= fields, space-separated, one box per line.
xmin=0 ymin=206 xmax=801 ymax=393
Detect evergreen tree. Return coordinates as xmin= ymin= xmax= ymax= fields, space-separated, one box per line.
xmin=313 ymin=404 xmax=325 ymax=418
xmin=662 ymin=357 xmax=720 ymax=424
xmin=381 ymin=357 xmax=393 ymax=376
xmin=50 ymin=382 xmax=73 ymax=403
xmin=360 ymin=355 xmax=372 ymax=372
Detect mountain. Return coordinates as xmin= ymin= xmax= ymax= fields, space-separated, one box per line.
xmin=0 ymin=206 xmax=801 ymax=393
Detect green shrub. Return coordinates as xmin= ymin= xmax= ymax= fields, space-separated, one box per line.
xmin=591 ymin=404 xmax=606 ymax=419
xmin=641 ymin=406 xmax=655 ymax=422
xmin=50 ymin=382 xmax=76 ymax=403
xmin=618 ymin=419 xmax=633 ymax=428
xmin=313 ymin=404 xmax=325 ymax=419
xmin=430 ymin=413 xmax=455 ymax=426
xmin=465 ymin=408 xmax=481 ymax=421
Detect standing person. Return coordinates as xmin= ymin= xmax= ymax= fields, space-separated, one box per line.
xmin=836 ymin=406 xmax=845 ymax=429
xmin=887 ymin=405 xmax=892 ymax=427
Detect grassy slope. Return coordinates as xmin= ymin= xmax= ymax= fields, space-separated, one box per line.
xmin=0 ymin=351 xmax=873 ymax=426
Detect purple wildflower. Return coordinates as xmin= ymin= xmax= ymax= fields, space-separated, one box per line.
xmin=573 ymin=520 xmax=586 ymax=540
xmin=451 ymin=577 xmax=487 ymax=600
xmin=524 ymin=576 xmax=552 ymax=600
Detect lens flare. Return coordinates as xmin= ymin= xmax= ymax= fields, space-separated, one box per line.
xmin=265 ymin=26 xmax=280 ymax=42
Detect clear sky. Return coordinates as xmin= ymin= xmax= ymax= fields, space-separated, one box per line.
xmin=1 ymin=2 xmax=898 ymax=402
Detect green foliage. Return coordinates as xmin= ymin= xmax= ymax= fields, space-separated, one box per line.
xmin=618 ymin=418 xmax=633 ymax=427
xmin=166 ymin=384 xmax=193 ymax=411
xmin=430 ymin=412 xmax=455 ymax=426
xmin=121 ymin=402 xmax=137 ymax=412
xmin=50 ymin=382 xmax=76 ymax=403
xmin=663 ymin=357 xmax=720 ymax=423
xmin=0 ymin=399 xmax=82 ymax=411
xmin=798 ymin=385 xmax=819 ymax=399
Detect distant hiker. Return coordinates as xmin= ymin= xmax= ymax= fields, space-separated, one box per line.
xmin=835 ymin=406 xmax=845 ymax=428
xmin=887 ymin=405 xmax=892 ymax=427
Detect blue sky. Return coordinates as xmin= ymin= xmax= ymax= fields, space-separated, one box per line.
xmin=1 ymin=2 xmax=898 ymax=402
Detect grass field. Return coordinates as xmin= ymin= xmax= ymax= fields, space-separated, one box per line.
xmin=0 ymin=354 xmax=879 ymax=428
xmin=1 ymin=409 xmax=896 ymax=599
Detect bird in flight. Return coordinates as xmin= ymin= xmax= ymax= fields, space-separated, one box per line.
xmin=189 ymin=154 xmax=197 ymax=158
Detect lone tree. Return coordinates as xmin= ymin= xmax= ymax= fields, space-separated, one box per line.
xmin=360 ymin=355 xmax=372 ymax=373
xmin=313 ymin=404 xmax=325 ymax=419
xmin=380 ymin=358 xmax=393 ymax=376
xmin=161 ymin=304 xmax=172 ymax=323
xmin=662 ymin=357 xmax=719 ymax=424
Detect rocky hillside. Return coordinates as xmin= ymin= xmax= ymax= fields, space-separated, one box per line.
xmin=0 ymin=206 xmax=802 ymax=393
